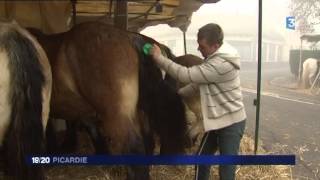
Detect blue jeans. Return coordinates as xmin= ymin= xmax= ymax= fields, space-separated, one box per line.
xmin=195 ymin=120 xmax=246 ymax=180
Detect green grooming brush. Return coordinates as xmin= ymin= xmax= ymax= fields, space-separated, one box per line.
xmin=143 ymin=43 xmax=153 ymax=55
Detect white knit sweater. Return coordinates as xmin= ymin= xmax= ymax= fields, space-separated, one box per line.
xmin=154 ymin=45 xmax=246 ymax=131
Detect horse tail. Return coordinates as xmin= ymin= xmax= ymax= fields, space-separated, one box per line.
xmin=132 ymin=35 xmax=188 ymax=154
xmin=1 ymin=28 xmax=45 ymax=179
xmin=131 ymin=32 xmax=178 ymax=88
xmin=131 ymin=35 xmax=161 ymax=154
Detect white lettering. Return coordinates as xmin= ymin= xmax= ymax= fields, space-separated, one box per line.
xmin=52 ymin=156 xmax=88 ymax=164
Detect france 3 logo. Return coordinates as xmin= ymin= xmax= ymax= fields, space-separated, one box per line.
xmin=286 ymin=16 xmax=295 ymax=30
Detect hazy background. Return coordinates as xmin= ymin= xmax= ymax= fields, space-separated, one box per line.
xmin=141 ymin=0 xmax=309 ymax=60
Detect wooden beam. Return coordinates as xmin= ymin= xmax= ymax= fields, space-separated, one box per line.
xmin=76 ymin=2 xmax=109 ymax=13
xmin=162 ymin=0 xmax=179 ymax=7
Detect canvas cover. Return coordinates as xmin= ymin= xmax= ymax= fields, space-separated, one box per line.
xmin=0 ymin=0 xmax=220 ymax=33
xmin=0 ymin=1 xmax=71 ymax=33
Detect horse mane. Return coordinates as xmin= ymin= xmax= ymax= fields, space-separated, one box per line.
xmin=0 ymin=22 xmax=46 ymax=179
xmin=131 ymin=34 xmax=188 ymax=154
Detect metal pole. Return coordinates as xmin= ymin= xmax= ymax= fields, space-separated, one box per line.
xmin=298 ymin=39 xmax=303 ymax=82
xmin=310 ymin=67 xmax=320 ymax=90
xmin=71 ymin=0 xmax=77 ymax=26
xmin=254 ymin=0 xmax=262 ymax=155
xmin=109 ymin=0 xmax=113 ymax=18
xmin=183 ymin=30 xmax=187 ymax=55
xmin=114 ymin=0 xmax=128 ymax=30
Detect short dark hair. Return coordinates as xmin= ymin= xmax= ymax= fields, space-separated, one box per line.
xmin=197 ymin=23 xmax=224 ymax=46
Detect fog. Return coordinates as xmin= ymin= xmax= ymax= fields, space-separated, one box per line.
xmin=142 ymin=0 xmax=305 ymax=60
xmin=141 ymin=0 xmax=313 ymax=82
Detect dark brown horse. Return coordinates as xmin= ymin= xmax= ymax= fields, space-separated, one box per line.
xmin=164 ymin=54 xmax=204 ymax=145
xmin=28 ymin=21 xmax=188 ymax=179
xmin=0 ymin=20 xmax=52 ymax=180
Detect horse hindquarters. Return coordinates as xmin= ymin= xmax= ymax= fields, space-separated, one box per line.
xmin=302 ymin=58 xmax=319 ymax=88
xmin=0 ymin=26 xmax=50 ymax=180
xmin=78 ymin=29 xmax=149 ymax=179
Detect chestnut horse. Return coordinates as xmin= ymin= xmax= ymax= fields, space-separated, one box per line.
xmin=0 ymin=21 xmax=52 ymax=180
xmin=28 ymin=21 xmax=187 ymax=179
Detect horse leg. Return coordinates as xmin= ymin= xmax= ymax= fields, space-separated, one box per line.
xmin=98 ymin=111 xmax=150 ymax=180
xmin=126 ymin=132 xmax=150 ymax=180
xmin=45 ymin=118 xmax=60 ymax=153
xmin=137 ymin=110 xmax=155 ymax=155
xmin=47 ymin=114 xmax=110 ymax=154
xmin=129 ymin=111 xmax=154 ymax=180
xmin=46 ymin=118 xmax=81 ymax=153
xmin=80 ymin=120 xmax=107 ymax=154
xmin=59 ymin=120 xmax=78 ymax=153
xmin=142 ymin=129 xmax=155 ymax=155
xmin=127 ymin=165 xmax=149 ymax=180
xmin=47 ymin=117 xmax=107 ymax=154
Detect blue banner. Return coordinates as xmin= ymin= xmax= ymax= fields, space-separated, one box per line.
xmin=26 ymin=155 xmax=295 ymax=166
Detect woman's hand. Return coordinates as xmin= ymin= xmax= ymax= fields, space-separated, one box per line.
xmin=149 ymin=44 xmax=161 ymax=60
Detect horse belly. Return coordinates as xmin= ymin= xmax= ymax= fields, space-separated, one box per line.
xmin=0 ymin=50 xmax=11 ymax=145
xmin=50 ymin=88 xmax=96 ymax=121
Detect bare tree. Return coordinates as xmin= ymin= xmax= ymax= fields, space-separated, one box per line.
xmin=290 ymin=0 xmax=320 ymax=33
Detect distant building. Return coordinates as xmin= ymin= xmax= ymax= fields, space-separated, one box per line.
xmin=142 ymin=9 xmax=293 ymax=63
